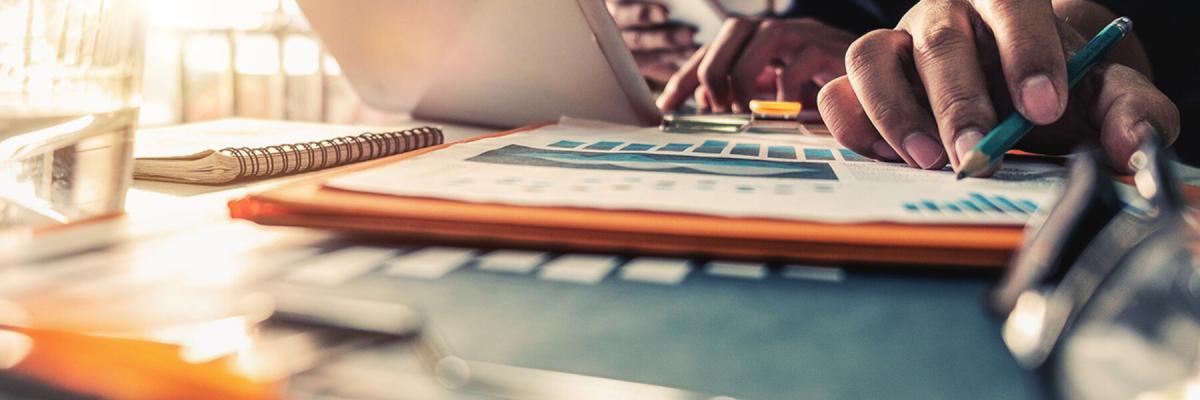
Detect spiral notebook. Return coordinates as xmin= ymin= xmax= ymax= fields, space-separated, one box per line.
xmin=134 ymin=119 xmax=443 ymax=184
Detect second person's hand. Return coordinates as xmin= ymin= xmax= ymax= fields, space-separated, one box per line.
xmin=656 ymin=17 xmax=855 ymax=113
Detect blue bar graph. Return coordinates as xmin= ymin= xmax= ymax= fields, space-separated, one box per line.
xmin=991 ymin=196 xmax=1026 ymax=214
xmin=804 ymin=148 xmax=835 ymax=161
xmin=658 ymin=143 xmax=692 ymax=152
xmin=731 ymin=143 xmax=760 ymax=156
xmin=543 ymin=141 xmax=868 ymax=172
xmin=549 ymin=140 xmax=585 ymax=149
xmin=839 ymin=149 xmax=871 ymax=162
xmin=902 ymin=193 xmax=1042 ymax=217
xmin=767 ymin=146 xmax=797 ymax=160
xmin=553 ymin=137 xmax=1047 ymax=219
xmin=584 ymin=141 xmax=624 ymax=150
xmin=958 ymin=200 xmax=983 ymax=212
xmin=1018 ymin=199 xmax=1039 ymax=212
xmin=968 ymin=193 xmax=1004 ymax=212
xmin=695 ymin=140 xmax=729 ymax=154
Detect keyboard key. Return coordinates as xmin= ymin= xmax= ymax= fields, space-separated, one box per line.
xmin=285 ymin=246 xmax=399 ymax=286
xmin=383 ymin=247 xmax=476 ymax=280
xmin=475 ymin=250 xmax=548 ymax=274
xmin=781 ymin=265 xmax=845 ymax=283
xmin=538 ymin=255 xmax=620 ymax=285
xmin=704 ymin=261 xmax=767 ymax=280
xmin=619 ymin=257 xmax=691 ymax=285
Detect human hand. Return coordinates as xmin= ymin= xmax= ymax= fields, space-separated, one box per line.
xmin=817 ymin=0 xmax=1179 ymax=172
xmin=657 ymin=17 xmax=855 ymax=113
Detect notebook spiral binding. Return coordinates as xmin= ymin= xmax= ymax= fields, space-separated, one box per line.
xmin=218 ymin=126 xmax=443 ymax=179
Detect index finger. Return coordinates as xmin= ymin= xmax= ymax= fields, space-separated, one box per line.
xmin=698 ymin=17 xmax=760 ymax=113
xmin=729 ymin=20 xmax=786 ymax=110
xmin=972 ymin=0 xmax=1067 ymax=125
xmin=657 ymin=45 xmax=708 ymax=112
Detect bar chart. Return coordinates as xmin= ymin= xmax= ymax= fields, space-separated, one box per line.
xmin=332 ymin=131 xmax=1061 ymax=225
xmin=902 ymin=192 xmax=1040 ymax=216
xmin=543 ymin=139 xmax=876 ymax=163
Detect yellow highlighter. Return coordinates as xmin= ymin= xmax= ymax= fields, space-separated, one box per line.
xmin=749 ymin=100 xmax=803 ymax=120
xmin=747 ymin=100 xmax=805 ymax=133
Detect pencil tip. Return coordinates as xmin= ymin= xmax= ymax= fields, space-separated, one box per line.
xmin=956 ymin=150 xmax=991 ymax=180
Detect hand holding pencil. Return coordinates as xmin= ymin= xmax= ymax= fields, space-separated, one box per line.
xmin=818 ymin=0 xmax=1180 ymax=175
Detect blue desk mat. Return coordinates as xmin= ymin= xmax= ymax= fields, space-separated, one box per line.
xmin=272 ymin=243 xmax=1040 ymax=400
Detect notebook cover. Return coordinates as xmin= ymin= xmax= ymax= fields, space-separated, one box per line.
xmin=229 ymin=123 xmax=1024 ymax=269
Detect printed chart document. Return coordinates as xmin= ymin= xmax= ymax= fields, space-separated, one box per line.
xmin=325 ymin=123 xmax=1066 ymax=225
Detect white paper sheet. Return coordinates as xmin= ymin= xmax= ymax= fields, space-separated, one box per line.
xmin=325 ymin=124 xmax=1065 ymax=225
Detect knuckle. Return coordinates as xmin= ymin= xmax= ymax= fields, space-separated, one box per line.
xmin=914 ymin=25 xmax=971 ymax=60
xmin=846 ymin=30 xmax=898 ymax=75
xmin=986 ymin=0 xmax=1035 ymax=20
xmin=899 ymin=0 xmax=956 ymax=29
xmin=935 ymin=90 xmax=991 ymax=125
xmin=817 ymin=78 xmax=851 ymax=108
xmin=1006 ymin=34 xmax=1047 ymax=61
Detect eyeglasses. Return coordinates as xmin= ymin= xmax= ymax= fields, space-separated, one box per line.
xmin=992 ymin=138 xmax=1200 ymax=399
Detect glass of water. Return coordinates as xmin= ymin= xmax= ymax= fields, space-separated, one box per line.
xmin=0 ymin=0 xmax=146 ymax=234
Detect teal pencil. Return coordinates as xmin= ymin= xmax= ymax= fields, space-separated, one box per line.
xmin=956 ymin=17 xmax=1133 ymax=180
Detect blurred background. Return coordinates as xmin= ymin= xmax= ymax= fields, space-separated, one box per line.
xmin=137 ymin=0 xmax=791 ymax=127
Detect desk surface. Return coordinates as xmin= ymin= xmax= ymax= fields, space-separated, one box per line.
xmin=14 ymin=118 xmax=1039 ymax=400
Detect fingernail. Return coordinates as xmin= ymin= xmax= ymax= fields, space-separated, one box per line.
xmin=871 ymin=141 xmax=900 ymax=161
xmin=1020 ymin=75 xmax=1061 ymax=124
xmin=954 ymin=129 xmax=984 ymax=163
xmin=903 ymin=133 xmax=945 ymax=170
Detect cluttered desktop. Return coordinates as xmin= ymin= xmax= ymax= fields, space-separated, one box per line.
xmin=2 ymin=0 xmax=1198 ymax=399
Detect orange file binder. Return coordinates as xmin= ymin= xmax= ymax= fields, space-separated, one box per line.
xmin=230 ymin=124 xmax=1026 ymax=269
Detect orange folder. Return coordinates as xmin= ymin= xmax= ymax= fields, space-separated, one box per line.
xmin=230 ymin=124 xmax=1026 ymax=269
